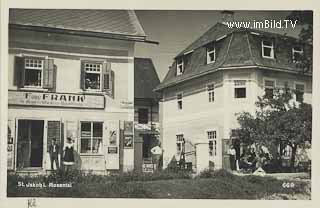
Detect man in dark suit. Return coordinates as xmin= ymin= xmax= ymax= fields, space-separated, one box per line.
xmin=48 ymin=138 xmax=60 ymax=170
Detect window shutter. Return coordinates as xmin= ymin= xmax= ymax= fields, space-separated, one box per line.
xmin=80 ymin=61 xmax=86 ymax=90
xmin=103 ymin=62 xmax=110 ymax=91
xmin=43 ymin=59 xmax=55 ymax=89
xmin=14 ymin=56 xmax=25 ymax=88
xmin=110 ymin=70 xmax=115 ymax=99
xmin=47 ymin=121 xmax=62 ymax=153
xmin=103 ymin=62 xmax=115 ymax=99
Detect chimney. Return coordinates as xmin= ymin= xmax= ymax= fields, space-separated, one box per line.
xmin=221 ymin=10 xmax=235 ymax=24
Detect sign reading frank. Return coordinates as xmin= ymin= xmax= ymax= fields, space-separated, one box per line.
xmin=8 ymin=90 xmax=105 ymax=109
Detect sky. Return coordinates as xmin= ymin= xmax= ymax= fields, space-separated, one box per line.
xmin=134 ymin=10 xmax=304 ymax=81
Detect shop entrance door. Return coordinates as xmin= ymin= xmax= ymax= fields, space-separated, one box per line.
xmin=17 ymin=120 xmax=44 ymax=169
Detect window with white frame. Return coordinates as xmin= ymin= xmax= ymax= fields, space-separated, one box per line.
xmin=177 ymin=93 xmax=183 ymax=110
xmin=295 ymin=83 xmax=305 ymax=102
xmin=208 ymin=131 xmax=217 ymax=157
xmin=234 ymin=80 xmax=246 ymax=99
xmin=206 ymin=42 xmax=216 ymax=64
xmin=24 ymin=58 xmax=44 ymax=87
xmin=292 ymin=46 xmax=303 ymax=63
xmin=84 ymin=62 xmax=102 ymax=90
xmin=207 ymin=83 xmax=215 ymax=102
xmin=176 ymin=134 xmax=185 ymax=154
xmin=80 ymin=122 xmax=103 ymax=154
xmin=176 ymin=58 xmax=184 ymax=76
xmin=264 ymin=79 xmax=275 ymax=99
xmin=262 ymin=40 xmax=274 ymax=58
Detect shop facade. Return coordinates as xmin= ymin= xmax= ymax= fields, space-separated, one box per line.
xmin=7 ymin=9 xmax=149 ymax=174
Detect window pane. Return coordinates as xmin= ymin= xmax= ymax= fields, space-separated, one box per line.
xmin=92 ymin=138 xmax=102 ymax=153
xmin=263 ymin=48 xmax=272 ymax=57
xmin=265 ymin=88 xmax=274 ymax=99
xmin=80 ymin=138 xmax=91 ymax=153
xmin=265 ymin=80 xmax=275 ymax=87
xmin=178 ymin=100 xmax=182 ymax=109
xmin=235 ymin=88 xmax=246 ymax=98
xmin=263 ymin=40 xmax=272 ymax=46
xmin=208 ymin=52 xmax=215 ymax=62
xmin=296 ymin=91 xmax=304 ymax=102
xmin=93 ymin=122 xmax=103 ymax=137
xmin=25 ymin=69 xmax=42 ymax=87
xmin=85 ymin=73 xmax=100 ymax=90
xmin=234 ymin=80 xmax=246 ymax=86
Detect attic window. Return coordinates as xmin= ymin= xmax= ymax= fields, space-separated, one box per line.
xmin=262 ymin=40 xmax=274 ymax=59
xmin=292 ymin=46 xmax=303 ymax=63
xmin=206 ymin=42 xmax=216 ymax=64
xmin=176 ymin=58 xmax=184 ymax=76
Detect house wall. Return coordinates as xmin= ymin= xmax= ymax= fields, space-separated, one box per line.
xmin=160 ymin=67 xmax=312 ymax=170
xmin=8 ymin=28 xmax=136 ymax=173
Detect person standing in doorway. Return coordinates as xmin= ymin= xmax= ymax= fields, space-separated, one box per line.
xmin=228 ymin=145 xmax=236 ymax=171
xmin=49 ymin=138 xmax=60 ymax=170
xmin=63 ymin=137 xmax=75 ymax=171
xmin=151 ymin=143 xmax=163 ymax=170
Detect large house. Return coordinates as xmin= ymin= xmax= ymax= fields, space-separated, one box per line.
xmin=7 ymin=9 xmax=154 ymax=174
xmin=155 ymin=21 xmax=312 ymax=172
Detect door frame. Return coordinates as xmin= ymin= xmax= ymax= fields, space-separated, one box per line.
xmin=14 ymin=117 xmax=61 ymax=171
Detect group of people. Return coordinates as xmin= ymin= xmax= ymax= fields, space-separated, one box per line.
xmin=49 ymin=137 xmax=75 ymax=171
xmin=228 ymin=144 xmax=271 ymax=173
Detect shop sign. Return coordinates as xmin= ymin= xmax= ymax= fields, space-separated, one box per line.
xmin=8 ymin=90 xmax=105 ymax=109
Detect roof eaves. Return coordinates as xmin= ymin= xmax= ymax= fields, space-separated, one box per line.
xmin=10 ymin=23 xmax=149 ymax=42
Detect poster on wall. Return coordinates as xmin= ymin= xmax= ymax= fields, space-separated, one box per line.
xmin=124 ymin=135 xmax=133 ymax=148
xmin=109 ymin=130 xmax=117 ymax=146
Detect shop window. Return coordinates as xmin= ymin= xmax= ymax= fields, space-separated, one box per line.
xmin=292 ymin=46 xmax=303 ymax=63
xmin=264 ymin=79 xmax=275 ymax=99
xmin=262 ymin=40 xmax=274 ymax=58
xmin=207 ymin=83 xmax=215 ymax=102
xmin=206 ymin=42 xmax=216 ymax=64
xmin=234 ymin=80 xmax=246 ymax=99
xmin=14 ymin=56 xmax=55 ymax=89
xmin=176 ymin=134 xmax=185 ymax=154
xmin=177 ymin=93 xmax=183 ymax=110
xmin=208 ymin=131 xmax=217 ymax=156
xmin=176 ymin=58 xmax=184 ymax=76
xmin=138 ymin=108 xmax=149 ymax=124
xmin=80 ymin=122 xmax=103 ymax=154
xmin=295 ymin=83 xmax=305 ymax=102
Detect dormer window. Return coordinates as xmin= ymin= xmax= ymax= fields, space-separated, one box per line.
xmin=262 ymin=40 xmax=274 ymax=59
xmin=292 ymin=46 xmax=303 ymax=63
xmin=206 ymin=42 xmax=216 ymax=64
xmin=176 ymin=58 xmax=184 ymax=76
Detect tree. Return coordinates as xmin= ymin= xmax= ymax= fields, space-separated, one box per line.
xmin=236 ymin=88 xmax=312 ymax=171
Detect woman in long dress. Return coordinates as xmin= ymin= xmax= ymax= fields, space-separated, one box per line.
xmin=63 ymin=137 xmax=75 ymax=171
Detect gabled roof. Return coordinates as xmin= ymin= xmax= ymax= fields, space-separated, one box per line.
xmin=9 ymin=9 xmax=146 ymax=40
xmin=134 ymin=58 xmax=161 ymax=99
xmin=156 ymin=23 xmax=312 ymax=91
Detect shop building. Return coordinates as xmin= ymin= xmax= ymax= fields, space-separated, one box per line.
xmin=155 ymin=21 xmax=312 ymax=172
xmin=7 ymin=9 xmax=153 ymax=174
xmin=133 ymin=58 xmax=161 ymax=172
